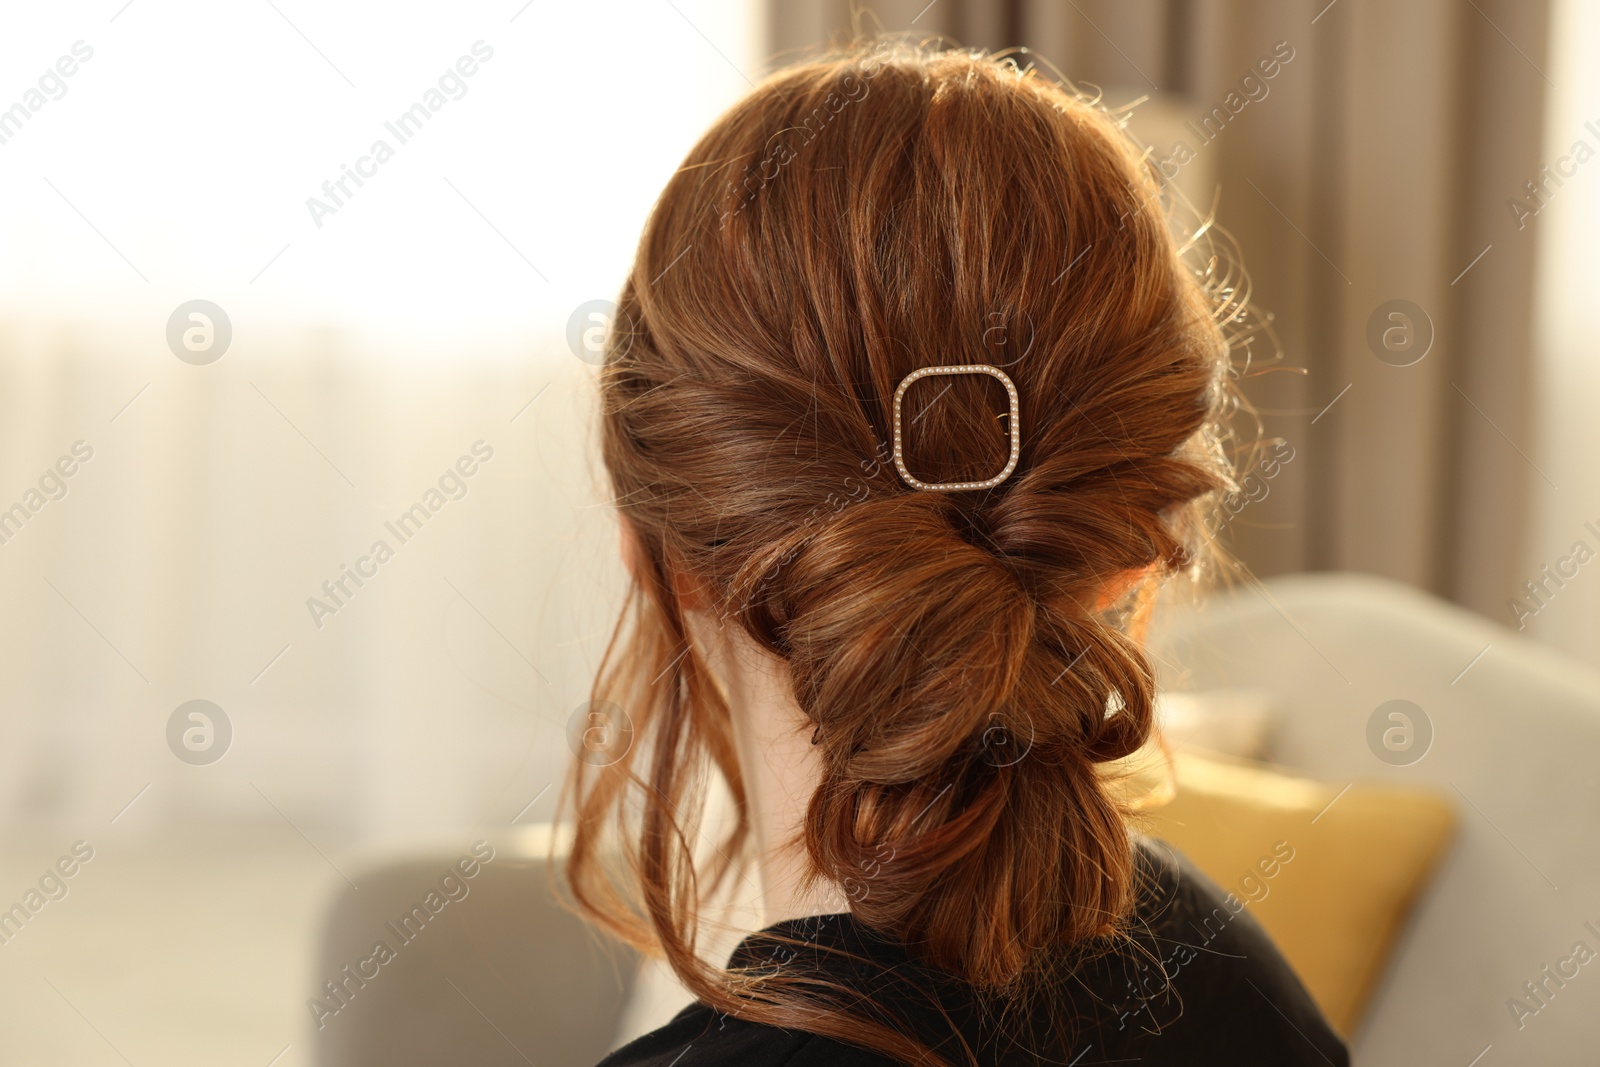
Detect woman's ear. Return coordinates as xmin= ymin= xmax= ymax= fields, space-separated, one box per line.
xmin=618 ymin=513 xmax=709 ymax=613
xmin=618 ymin=513 xmax=646 ymax=584
xmin=1093 ymin=565 xmax=1161 ymax=645
xmin=1092 ymin=565 xmax=1156 ymax=613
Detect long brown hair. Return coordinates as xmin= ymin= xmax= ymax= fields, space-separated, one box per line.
xmin=564 ymin=37 xmax=1250 ymax=1066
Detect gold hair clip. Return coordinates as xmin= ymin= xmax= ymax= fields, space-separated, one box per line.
xmin=891 ymin=364 xmax=1021 ymax=492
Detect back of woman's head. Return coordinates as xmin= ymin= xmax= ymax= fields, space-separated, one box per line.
xmin=567 ymin=37 xmax=1241 ymax=1065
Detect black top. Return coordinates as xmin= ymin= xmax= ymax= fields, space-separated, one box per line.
xmin=598 ymin=838 xmax=1349 ymax=1067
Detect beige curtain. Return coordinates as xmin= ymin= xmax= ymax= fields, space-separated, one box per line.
xmin=767 ymin=0 xmax=1551 ymax=620
xmin=0 ymin=318 xmax=617 ymax=840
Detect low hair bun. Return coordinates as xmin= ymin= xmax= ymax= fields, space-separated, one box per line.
xmin=745 ymin=485 xmax=1162 ymax=985
xmin=761 ymin=491 xmax=1037 ymax=772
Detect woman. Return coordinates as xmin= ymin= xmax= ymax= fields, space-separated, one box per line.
xmin=565 ymin=38 xmax=1347 ymax=1067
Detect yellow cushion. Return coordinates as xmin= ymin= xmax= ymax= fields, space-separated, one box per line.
xmin=1121 ymin=747 xmax=1457 ymax=1035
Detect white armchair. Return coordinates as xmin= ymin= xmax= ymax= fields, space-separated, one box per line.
xmin=1148 ymin=572 xmax=1600 ymax=1066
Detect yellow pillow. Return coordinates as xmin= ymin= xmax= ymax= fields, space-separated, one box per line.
xmin=1123 ymin=747 xmax=1457 ymax=1035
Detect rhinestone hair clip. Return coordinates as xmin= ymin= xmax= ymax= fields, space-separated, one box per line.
xmin=891 ymin=364 xmax=1021 ymax=492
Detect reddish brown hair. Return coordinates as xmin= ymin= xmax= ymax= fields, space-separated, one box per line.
xmin=564 ymin=38 xmax=1247 ymax=1066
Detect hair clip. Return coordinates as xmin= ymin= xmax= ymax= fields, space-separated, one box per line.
xmin=891 ymin=364 xmax=1021 ymax=492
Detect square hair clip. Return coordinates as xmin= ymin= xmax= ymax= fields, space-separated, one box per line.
xmin=891 ymin=364 xmax=1021 ymax=491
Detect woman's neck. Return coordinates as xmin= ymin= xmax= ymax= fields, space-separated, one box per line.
xmin=686 ymin=609 xmax=844 ymax=928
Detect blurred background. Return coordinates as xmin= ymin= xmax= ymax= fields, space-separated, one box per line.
xmin=0 ymin=1 xmax=1596 ymax=1065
